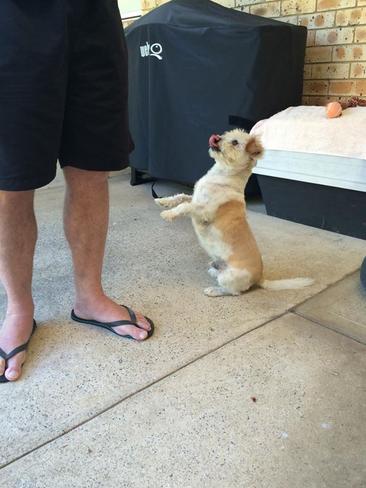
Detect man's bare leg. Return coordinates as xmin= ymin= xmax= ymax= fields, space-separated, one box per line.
xmin=0 ymin=190 xmax=36 ymax=381
xmin=63 ymin=167 xmax=151 ymax=341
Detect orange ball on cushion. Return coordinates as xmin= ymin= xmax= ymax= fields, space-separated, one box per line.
xmin=326 ymin=101 xmax=342 ymax=118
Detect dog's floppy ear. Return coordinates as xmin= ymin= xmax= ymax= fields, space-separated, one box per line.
xmin=245 ymin=136 xmax=264 ymax=159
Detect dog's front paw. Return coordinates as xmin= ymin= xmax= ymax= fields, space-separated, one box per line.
xmin=155 ymin=197 xmax=168 ymax=207
xmin=160 ymin=210 xmax=175 ymax=222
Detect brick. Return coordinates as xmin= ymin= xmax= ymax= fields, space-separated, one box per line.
xmin=304 ymin=65 xmax=313 ymax=78
xmin=333 ymin=44 xmax=366 ymax=60
xmin=298 ymin=12 xmax=335 ymax=28
xmin=318 ymin=0 xmax=356 ymax=10
xmin=351 ymin=62 xmax=366 ymax=76
xmin=355 ymin=26 xmax=366 ymax=42
xmin=236 ymin=0 xmax=262 ymax=5
xmin=212 ymin=0 xmax=235 ymax=6
xmin=306 ymin=30 xmax=316 ymax=46
xmin=142 ymin=0 xmax=156 ymax=9
xmin=315 ymin=27 xmax=354 ymax=45
xmin=276 ymin=15 xmax=298 ymax=24
xmin=333 ymin=46 xmax=347 ymax=60
xmin=355 ymin=80 xmax=366 ymax=95
xmin=305 ymin=46 xmax=333 ymax=62
xmin=235 ymin=6 xmax=251 ymax=12
xmin=250 ymin=2 xmax=281 ymax=16
xmin=329 ymin=80 xmax=355 ymax=94
xmin=281 ymin=0 xmax=316 ymax=15
xmin=311 ymin=62 xmax=350 ymax=78
xmin=303 ymin=95 xmax=335 ymax=105
xmin=303 ymin=80 xmax=329 ymax=94
xmin=336 ymin=8 xmax=366 ymax=25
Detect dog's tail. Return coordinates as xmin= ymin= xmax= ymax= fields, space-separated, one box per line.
xmin=259 ymin=277 xmax=314 ymax=290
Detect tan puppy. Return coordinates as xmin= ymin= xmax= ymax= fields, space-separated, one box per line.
xmin=155 ymin=129 xmax=313 ymax=297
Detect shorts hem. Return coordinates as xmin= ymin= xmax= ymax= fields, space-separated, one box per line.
xmin=59 ymin=158 xmax=129 ymax=172
xmin=0 ymin=173 xmax=56 ymax=192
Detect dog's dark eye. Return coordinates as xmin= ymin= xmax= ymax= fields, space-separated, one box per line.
xmin=232 ymin=140 xmax=238 ymax=146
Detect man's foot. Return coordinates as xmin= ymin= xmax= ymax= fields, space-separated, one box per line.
xmin=0 ymin=313 xmax=35 ymax=382
xmin=73 ymin=295 xmax=152 ymax=341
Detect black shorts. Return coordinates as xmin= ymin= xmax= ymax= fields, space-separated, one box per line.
xmin=0 ymin=0 xmax=133 ymax=191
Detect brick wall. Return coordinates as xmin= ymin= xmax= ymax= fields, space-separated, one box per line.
xmin=140 ymin=0 xmax=366 ymax=105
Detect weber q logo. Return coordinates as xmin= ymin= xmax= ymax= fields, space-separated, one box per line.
xmin=140 ymin=42 xmax=163 ymax=60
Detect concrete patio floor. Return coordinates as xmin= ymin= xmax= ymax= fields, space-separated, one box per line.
xmin=1 ymin=171 xmax=365 ymax=487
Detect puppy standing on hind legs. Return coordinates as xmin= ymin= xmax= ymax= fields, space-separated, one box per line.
xmin=156 ymin=129 xmax=314 ymax=297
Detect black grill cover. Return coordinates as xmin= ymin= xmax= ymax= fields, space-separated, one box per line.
xmin=126 ymin=0 xmax=307 ymax=185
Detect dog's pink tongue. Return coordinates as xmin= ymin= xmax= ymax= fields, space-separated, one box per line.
xmin=209 ymin=134 xmax=221 ymax=148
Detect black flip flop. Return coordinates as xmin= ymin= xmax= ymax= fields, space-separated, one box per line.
xmin=71 ymin=305 xmax=154 ymax=341
xmin=0 ymin=320 xmax=37 ymax=384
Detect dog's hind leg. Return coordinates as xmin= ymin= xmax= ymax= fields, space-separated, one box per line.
xmin=205 ymin=267 xmax=253 ymax=297
xmin=208 ymin=259 xmax=227 ymax=278
xmin=160 ymin=201 xmax=194 ymax=222
xmin=208 ymin=267 xmax=219 ymax=278
xmin=204 ymin=286 xmax=239 ymax=297
xmin=155 ymin=193 xmax=192 ymax=209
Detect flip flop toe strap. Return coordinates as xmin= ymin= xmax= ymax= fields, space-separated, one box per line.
xmin=121 ymin=305 xmax=137 ymax=323
xmin=70 ymin=308 xmax=153 ymax=340
xmin=0 ymin=322 xmax=36 ymax=361
xmin=0 ymin=343 xmax=28 ymax=361
xmin=107 ymin=319 xmax=145 ymax=332
xmin=0 ymin=348 xmax=9 ymax=361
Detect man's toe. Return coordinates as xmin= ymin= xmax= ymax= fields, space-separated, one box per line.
xmin=0 ymin=357 xmax=5 ymax=376
xmin=135 ymin=313 xmax=151 ymax=331
xmin=5 ymin=367 xmax=21 ymax=381
xmin=114 ymin=324 xmax=148 ymax=341
xmin=5 ymin=353 xmax=25 ymax=382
